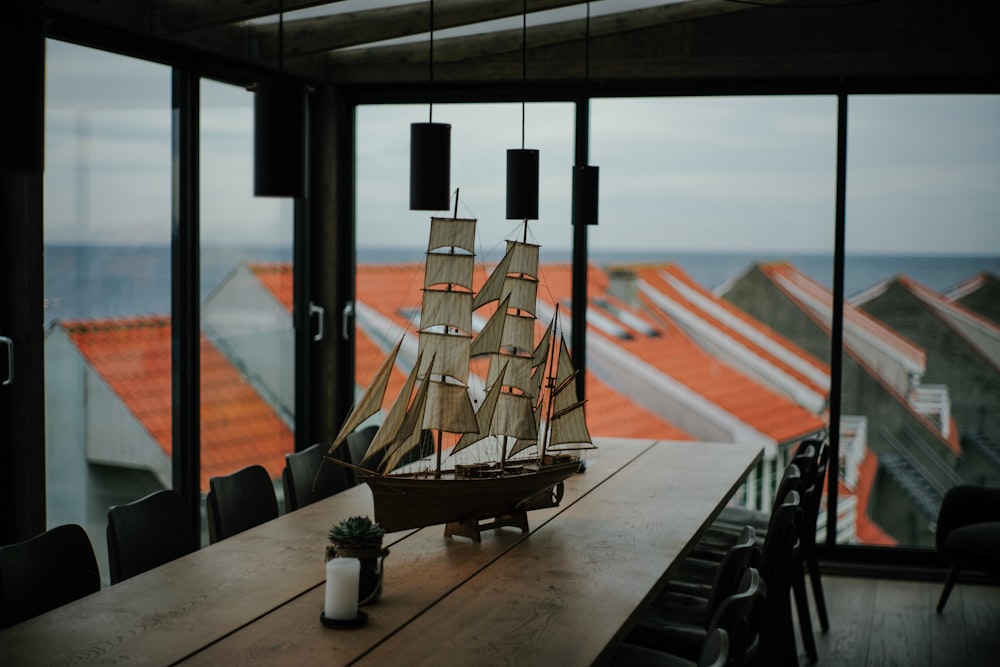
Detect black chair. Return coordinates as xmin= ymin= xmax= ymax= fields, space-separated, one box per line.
xmin=282 ymin=443 xmax=350 ymax=513
xmin=207 ymin=464 xmax=279 ymax=543
xmin=757 ymin=490 xmax=803 ymax=667
xmin=0 ymin=524 xmax=100 ymax=629
xmin=107 ymin=489 xmax=198 ymax=584
xmin=935 ymin=484 xmax=1000 ymax=614
xmin=797 ymin=439 xmax=830 ymax=632
xmin=674 ymin=479 xmax=805 ymax=666
xmin=702 ymin=439 xmax=829 ymax=661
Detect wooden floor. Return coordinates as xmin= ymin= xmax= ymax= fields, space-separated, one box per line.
xmin=796 ymin=575 xmax=1000 ymax=666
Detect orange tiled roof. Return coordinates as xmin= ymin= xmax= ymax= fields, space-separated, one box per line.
xmin=761 ymin=261 xmax=926 ymax=369
xmin=897 ymin=275 xmax=1000 ymax=372
xmin=636 ymin=264 xmax=829 ymax=397
xmin=539 ymin=262 xmax=827 ymax=445
xmin=63 ymin=315 xmax=293 ymax=492
xmin=252 ymin=263 xmax=294 ymax=311
xmin=850 ymin=448 xmax=896 ymax=546
xmin=762 ymin=264 xmax=963 ymax=454
xmin=943 ymin=270 xmax=995 ymax=302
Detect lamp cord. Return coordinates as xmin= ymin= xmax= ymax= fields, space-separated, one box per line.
xmin=429 ymin=0 xmax=434 ymax=123
xmin=278 ymin=0 xmax=284 ymax=75
xmin=585 ymin=1 xmax=590 ymax=88
xmin=521 ymin=0 xmax=526 ymax=150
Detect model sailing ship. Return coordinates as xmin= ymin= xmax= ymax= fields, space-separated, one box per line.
xmin=325 ymin=213 xmax=594 ymax=541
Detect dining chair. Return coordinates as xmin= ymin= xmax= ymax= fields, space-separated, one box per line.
xmin=698 ymin=438 xmax=829 ymax=660
xmin=756 ymin=489 xmax=803 ymax=667
xmin=282 ymin=443 xmax=350 ymax=513
xmin=0 ymin=524 xmax=100 ymax=629
xmin=797 ymin=439 xmax=830 ymax=631
xmin=107 ymin=489 xmax=199 ymax=584
xmin=206 ymin=464 xmax=279 ymax=543
xmin=934 ymin=483 xmax=1000 ymax=614
xmin=672 ymin=480 xmax=806 ymax=666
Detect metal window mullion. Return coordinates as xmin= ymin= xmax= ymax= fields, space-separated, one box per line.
xmin=171 ymin=67 xmax=201 ymax=538
xmin=571 ymin=96 xmax=589 ymax=401
xmin=826 ymin=92 xmax=848 ymax=548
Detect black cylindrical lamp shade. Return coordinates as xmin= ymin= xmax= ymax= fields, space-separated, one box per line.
xmin=410 ymin=122 xmax=451 ymax=211
xmin=506 ymin=149 xmax=539 ymax=220
xmin=254 ymin=80 xmax=307 ymax=198
xmin=572 ymin=165 xmax=599 ymax=226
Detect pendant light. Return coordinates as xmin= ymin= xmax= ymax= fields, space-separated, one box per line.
xmin=254 ymin=0 xmax=306 ymax=198
xmin=506 ymin=0 xmax=539 ymax=221
xmin=572 ymin=1 xmax=599 ymax=226
xmin=410 ymin=0 xmax=451 ymax=211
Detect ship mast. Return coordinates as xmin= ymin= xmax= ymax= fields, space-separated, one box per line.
xmin=541 ymin=305 xmax=560 ymax=457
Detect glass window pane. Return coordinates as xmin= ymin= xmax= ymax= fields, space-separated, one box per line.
xmin=200 ymin=79 xmax=294 ymax=532
xmin=44 ymin=41 xmax=172 ymax=584
xmin=843 ymin=94 xmax=1000 ymax=547
xmin=589 ymin=95 xmax=835 ymax=521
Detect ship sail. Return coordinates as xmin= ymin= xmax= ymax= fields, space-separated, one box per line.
xmin=361 ymin=350 xmax=422 ymax=466
xmin=545 ymin=335 xmax=596 ymax=452
xmin=453 ymin=365 xmax=505 ymax=454
xmin=330 ymin=337 xmax=403 ymax=452
xmin=380 ymin=355 xmax=435 ymax=473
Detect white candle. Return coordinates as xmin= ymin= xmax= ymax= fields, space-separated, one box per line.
xmin=324 ymin=557 xmax=360 ymax=620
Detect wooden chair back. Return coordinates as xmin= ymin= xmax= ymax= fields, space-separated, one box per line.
xmin=757 ymin=490 xmax=802 ymax=665
xmin=207 ymin=464 xmax=279 ymax=543
xmin=698 ymin=627 xmax=731 ymax=667
xmin=704 ymin=526 xmax=759 ymax=631
xmin=107 ymin=489 xmax=198 ymax=584
xmin=282 ymin=443 xmax=350 ymax=513
xmin=707 ymin=567 xmax=762 ymax=666
xmin=0 ymin=524 xmax=100 ymax=628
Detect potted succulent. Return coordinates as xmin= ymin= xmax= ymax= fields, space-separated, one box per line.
xmin=327 ymin=515 xmax=388 ymax=605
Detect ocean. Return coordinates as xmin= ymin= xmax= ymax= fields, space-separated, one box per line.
xmin=42 ymin=244 xmax=1000 ymax=326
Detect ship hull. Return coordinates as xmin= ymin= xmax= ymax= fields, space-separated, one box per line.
xmin=360 ymin=457 xmax=581 ymax=533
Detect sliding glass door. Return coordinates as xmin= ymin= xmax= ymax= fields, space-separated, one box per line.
xmin=43 ymin=41 xmax=173 ymax=581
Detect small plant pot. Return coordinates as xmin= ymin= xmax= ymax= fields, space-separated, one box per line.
xmin=326 ymin=544 xmax=389 ymax=605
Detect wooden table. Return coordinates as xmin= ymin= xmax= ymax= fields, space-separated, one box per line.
xmin=0 ymin=439 xmax=761 ymax=666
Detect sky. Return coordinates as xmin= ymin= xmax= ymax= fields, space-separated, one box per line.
xmin=42 ymin=39 xmax=1000 ymax=259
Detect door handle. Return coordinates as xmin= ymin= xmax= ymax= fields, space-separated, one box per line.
xmin=342 ymin=302 xmax=354 ymax=341
xmin=0 ymin=336 xmax=12 ymax=387
xmin=309 ymin=302 xmax=325 ymax=342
